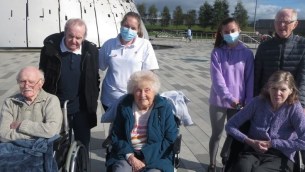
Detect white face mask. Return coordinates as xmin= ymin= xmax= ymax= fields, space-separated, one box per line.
xmin=223 ymin=32 xmax=240 ymax=44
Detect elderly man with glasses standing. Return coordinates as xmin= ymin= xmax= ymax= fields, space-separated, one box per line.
xmin=254 ymin=8 xmax=305 ymax=107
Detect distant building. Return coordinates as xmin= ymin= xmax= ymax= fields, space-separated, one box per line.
xmin=256 ymin=19 xmax=305 ymax=36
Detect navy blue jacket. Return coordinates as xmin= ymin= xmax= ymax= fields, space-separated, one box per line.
xmin=39 ymin=32 xmax=100 ymax=128
xmin=254 ymin=34 xmax=305 ymax=107
xmin=106 ymin=94 xmax=178 ymax=172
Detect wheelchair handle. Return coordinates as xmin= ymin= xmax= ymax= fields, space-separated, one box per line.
xmin=63 ymin=100 xmax=69 ymax=134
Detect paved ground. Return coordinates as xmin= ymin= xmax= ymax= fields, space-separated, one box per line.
xmin=0 ymin=38 xmax=256 ymax=172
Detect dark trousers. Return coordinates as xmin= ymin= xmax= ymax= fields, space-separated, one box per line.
xmin=68 ymin=111 xmax=91 ymax=151
xmin=233 ymin=149 xmax=294 ymax=172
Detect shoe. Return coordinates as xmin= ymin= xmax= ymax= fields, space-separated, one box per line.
xmin=208 ymin=164 xmax=217 ymax=172
xmin=102 ymin=136 xmax=112 ymax=149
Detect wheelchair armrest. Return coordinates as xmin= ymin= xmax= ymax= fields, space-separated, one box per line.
xmin=173 ymin=134 xmax=182 ymax=154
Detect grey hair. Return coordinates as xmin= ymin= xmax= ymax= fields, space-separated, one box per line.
xmin=64 ymin=18 xmax=87 ymax=38
xmin=127 ymin=70 xmax=160 ymax=94
xmin=16 ymin=66 xmax=45 ymax=82
xmin=275 ymin=8 xmax=298 ymax=21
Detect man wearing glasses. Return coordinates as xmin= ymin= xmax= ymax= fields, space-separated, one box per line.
xmin=0 ymin=66 xmax=62 ymax=142
xmin=254 ymin=8 xmax=305 ymax=108
xmin=254 ymin=7 xmax=305 ymax=164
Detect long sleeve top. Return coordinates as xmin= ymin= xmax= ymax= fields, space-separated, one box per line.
xmin=209 ymin=42 xmax=254 ymax=108
xmin=226 ymin=96 xmax=305 ymax=162
xmin=0 ymin=90 xmax=63 ymax=142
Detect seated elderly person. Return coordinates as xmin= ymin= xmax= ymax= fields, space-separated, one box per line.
xmin=106 ymin=70 xmax=178 ymax=172
xmin=0 ymin=66 xmax=63 ymax=142
xmin=225 ymin=70 xmax=305 ymax=172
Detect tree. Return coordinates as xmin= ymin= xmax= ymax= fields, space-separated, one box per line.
xmin=148 ymin=5 xmax=158 ymax=25
xmin=173 ymin=6 xmax=184 ymax=26
xmin=185 ymin=10 xmax=197 ymax=27
xmin=198 ymin=1 xmax=213 ymax=28
xmin=137 ymin=3 xmax=146 ymax=21
xmin=232 ymin=1 xmax=249 ymax=29
xmin=212 ymin=0 xmax=230 ymax=29
xmin=161 ymin=6 xmax=171 ymax=27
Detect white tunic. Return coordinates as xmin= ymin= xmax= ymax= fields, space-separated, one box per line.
xmin=99 ymin=36 xmax=159 ymax=107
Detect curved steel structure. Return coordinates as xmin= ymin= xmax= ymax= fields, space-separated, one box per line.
xmin=0 ymin=0 xmax=148 ymax=48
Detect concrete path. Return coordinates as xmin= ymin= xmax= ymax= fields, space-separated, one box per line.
xmin=0 ymin=38 xmax=255 ymax=172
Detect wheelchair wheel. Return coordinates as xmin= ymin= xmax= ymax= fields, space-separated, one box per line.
xmin=65 ymin=141 xmax=89 ymax=172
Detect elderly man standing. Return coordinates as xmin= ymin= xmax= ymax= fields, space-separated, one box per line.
xmin=254 ymin=8 xmax=305 ymax=107
xmin=0 ymin=66 xmax=62 ymax=142
xmin=39 ymin=18 xmax=100 ymax=150
xmin=254 ymin=8 xmax=305 ymax=163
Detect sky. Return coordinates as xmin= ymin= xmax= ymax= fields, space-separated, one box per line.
xmin=134 ymin=0 xmax=305 ymax=21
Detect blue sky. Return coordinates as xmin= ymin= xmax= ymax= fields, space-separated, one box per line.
xmin=134 ymin=0 xmax=305 ymax=21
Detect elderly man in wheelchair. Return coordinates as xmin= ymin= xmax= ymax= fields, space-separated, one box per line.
xmin=0 ymin=66 xmax=63 ymax=171
xmin=105 ymin=70 xmax=180 ymax=172
xmin=224 ymin=71 xmax=305 ymax=172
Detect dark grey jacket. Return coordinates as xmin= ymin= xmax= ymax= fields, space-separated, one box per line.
xmin=254 ymin=34 xmax=305 ymax=107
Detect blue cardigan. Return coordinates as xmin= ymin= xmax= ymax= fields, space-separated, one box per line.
xmin=106 ymin=94 xmax=178 ymax=172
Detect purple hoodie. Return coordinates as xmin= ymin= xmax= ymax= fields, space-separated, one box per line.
xmin=209 ymin=42 xmax=254 ymax=108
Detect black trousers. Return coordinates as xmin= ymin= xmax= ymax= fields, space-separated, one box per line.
xmin=233 ymin=148 xmax=294 ymax=172
xmin=68 ymin=111 xmax=91 ymax=151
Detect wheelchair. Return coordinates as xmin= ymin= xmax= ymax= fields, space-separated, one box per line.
xmin=53 ymin=100 xmax=89 ymax=172
xmin=220 ymin=121 xmax=305 ymax=172
xmin=104 ymin=114 xmax=182 ymax=172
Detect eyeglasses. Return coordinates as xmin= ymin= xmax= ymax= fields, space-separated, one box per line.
xmin=18 ymin=79 xmax=41 ymax=87
xmin=275 ymin=20 xmax=296 ymax=26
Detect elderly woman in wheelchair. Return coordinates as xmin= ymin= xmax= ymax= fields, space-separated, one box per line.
xmin=0 ymin=66 xmax=63 ymax=171
xmin=225 ymin=70 xmax=305 ymax=172
xmin=105 ymin=70 xmax=178 ymax=172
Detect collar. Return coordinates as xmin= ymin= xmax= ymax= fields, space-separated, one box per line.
xmin=274 ymin=33 xmax=294 ymax=43
xmin=60 ymin=37 xmax=82 ymax=55
xmin=12 ymin=89 xmax=48 ymax=105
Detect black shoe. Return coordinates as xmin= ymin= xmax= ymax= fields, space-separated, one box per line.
xmin=208 ymin=165 xmax=217 ymax=172
xmin=102 ymin=136 xmax=112 ymax=149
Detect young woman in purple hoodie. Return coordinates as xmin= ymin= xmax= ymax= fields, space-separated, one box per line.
xmin=208 ymin=18 xmax=254 ymax=172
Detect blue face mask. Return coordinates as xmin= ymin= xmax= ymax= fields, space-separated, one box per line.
xmin=223 ymin=32 xmax=240 ymax=44
xmin=120 ymin=27 xmax=137 ymax=42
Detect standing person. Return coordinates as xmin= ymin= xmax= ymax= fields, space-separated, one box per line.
xmin=99 ymin=11 xmax=159 ymax=112
xmin=39 ymin=18 xmax=100 ymax=150
xmin=254 ymin=7 xmax=305 ymax=164
xmin=208 ymin=17 xmax=254 ymax=172
xmin=99 ymin=11 xmax=159 ymax=146
xmin=187 ymin=27 xmax=192 ymax=42
xmin=254 ymin=8 xmax=305 ymax=107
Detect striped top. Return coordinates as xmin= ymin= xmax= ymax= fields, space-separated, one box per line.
xmin=131 ymin=103 xmax=152 ymax=150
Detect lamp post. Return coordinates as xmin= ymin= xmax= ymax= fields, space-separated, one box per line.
xmin=253 ymin=0 xmax=258 ymax=32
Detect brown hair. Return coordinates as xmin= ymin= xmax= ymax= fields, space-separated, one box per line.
xmin=214 ymin=18 xmax=240 ymax=48
xmin=121 ymin=12 xmax=143 ymax=38
xmin=260 ymin=70 xmax=299 ymax=104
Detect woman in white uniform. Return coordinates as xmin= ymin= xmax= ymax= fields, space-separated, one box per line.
xmin=99 ymin=11 xmax=159 ymax=112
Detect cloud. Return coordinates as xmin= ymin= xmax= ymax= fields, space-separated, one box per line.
xmin=134 ymin=0 xmax=305 ymax=20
